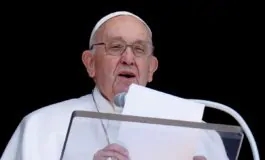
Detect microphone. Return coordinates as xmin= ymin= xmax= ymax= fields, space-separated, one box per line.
xmin=114 ymin=92 xmax=127 ymax=108
xmin=114 ymin=93 xmax=260 ymax=160
xmin=189 ymin=99 xmax=260 ymax=160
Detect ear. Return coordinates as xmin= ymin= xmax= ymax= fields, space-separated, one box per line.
xmin=82 ymin=50 xmax=95 ymax=78
xmin=148 ymin=56 xmax=158 ymax=82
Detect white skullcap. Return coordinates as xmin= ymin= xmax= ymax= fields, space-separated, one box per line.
xmin=89 ymin=11 xmax=152 ymax=49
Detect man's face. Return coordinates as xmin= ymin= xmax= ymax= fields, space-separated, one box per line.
xmin=83 ymin=16 xmax=158 ymax=101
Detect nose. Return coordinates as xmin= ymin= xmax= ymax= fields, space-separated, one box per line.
xmin=120 ymin=46 xmax=135 ymax=65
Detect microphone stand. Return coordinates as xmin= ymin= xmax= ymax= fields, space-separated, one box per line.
xmin=189 ymin=99 xmax=260 ymax=160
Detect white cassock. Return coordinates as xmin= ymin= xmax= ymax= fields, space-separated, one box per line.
xmin=0 ymin=87 xmax=229 ymax=160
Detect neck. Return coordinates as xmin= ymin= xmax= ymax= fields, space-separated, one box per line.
xmin=100 ymin=91 xmax=114 ymax=103
xmin=95 ymin=86 xmax=115 ymax=108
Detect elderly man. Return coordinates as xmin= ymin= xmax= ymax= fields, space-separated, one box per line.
xmin=1 ymin=11 xmax=228 ymax=160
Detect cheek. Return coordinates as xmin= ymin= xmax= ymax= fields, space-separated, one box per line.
xmin=137 ymin=62 xmax=150 ymax=83
xmin=96 ymin=57 xmax=119 ymax=80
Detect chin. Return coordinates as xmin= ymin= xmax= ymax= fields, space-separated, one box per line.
xmin=113 ymin=80 xmax=139 ymax=95
xmin=114 ymin=85 xmax=130 ymax=95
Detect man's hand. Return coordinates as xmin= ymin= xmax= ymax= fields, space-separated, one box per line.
xmin=93 ymin=143 xmax=129 ymax=160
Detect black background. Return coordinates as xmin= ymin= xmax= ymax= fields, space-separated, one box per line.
xmin=1 ymin=1 xmax=263 ymax=159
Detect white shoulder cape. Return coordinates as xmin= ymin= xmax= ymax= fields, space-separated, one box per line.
xmin=1 ymin=88 xmax=229 ymax=160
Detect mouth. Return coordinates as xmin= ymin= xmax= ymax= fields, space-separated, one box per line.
xmin=118 ymin=71 xmax=136 ymax=79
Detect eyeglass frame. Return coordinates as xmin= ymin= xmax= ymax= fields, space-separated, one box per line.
xmin=89 ymin=39 xmax=154 ymax=57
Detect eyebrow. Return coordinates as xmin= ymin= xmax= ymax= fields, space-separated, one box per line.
xmin=105 ymin=36 xmax=151 ymax=44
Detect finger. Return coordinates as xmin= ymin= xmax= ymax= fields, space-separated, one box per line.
xmin=103 ymin=143 xmax=129 ymax=156
xmin=111 ymin=151 xmax=129 ymax=160
xmin=94 ymin=150 xmax=110 ymax=160
xmin=193 ymin=155 xmax=207 ymax=160
xmin=104 ymin=143 xmax=128 ymax=153
xmin=95 ymin=150 xmax=129 ymax=160
xmin=93 ymin=150 xmax=106 ymax=160
xmin=93 ymin=153 xmax=104 ymax=160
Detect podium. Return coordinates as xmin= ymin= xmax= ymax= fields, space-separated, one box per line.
xmin=59 ymin=110 xmax=243 ymax=160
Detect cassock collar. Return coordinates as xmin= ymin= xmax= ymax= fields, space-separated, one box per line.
xmin=92 ymin=86 xmax=123 ymax=114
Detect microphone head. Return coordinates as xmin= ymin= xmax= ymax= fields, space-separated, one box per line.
xmin=114 ymin=92 xmax=127 ymax=107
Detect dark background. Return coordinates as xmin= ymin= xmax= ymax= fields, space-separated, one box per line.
xmin=1 ymin=1 xmax=263 ymax=159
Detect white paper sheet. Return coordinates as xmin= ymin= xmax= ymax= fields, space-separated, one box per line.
xmin=117 ymin=84 xmax=206 ymax=160
xmin=121 ymin=84 xmax=205 ymax=121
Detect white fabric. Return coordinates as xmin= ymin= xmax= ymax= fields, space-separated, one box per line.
xmin=1 ymin=87 xmax=229 ymax=160
xmin=89 ymin=11 xmax=152 ymax=49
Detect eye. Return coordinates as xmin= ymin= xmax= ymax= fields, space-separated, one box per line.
xmin=133 ymin=44 xmax=145 ymax=52
xmin=111 ymin=44 xmax=123 ymax=48
xmin=108 ymin=43 xmax=125 ymax=51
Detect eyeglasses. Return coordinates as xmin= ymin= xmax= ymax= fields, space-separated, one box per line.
xmin=90 ymin=39 xmax=154 ymax=57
